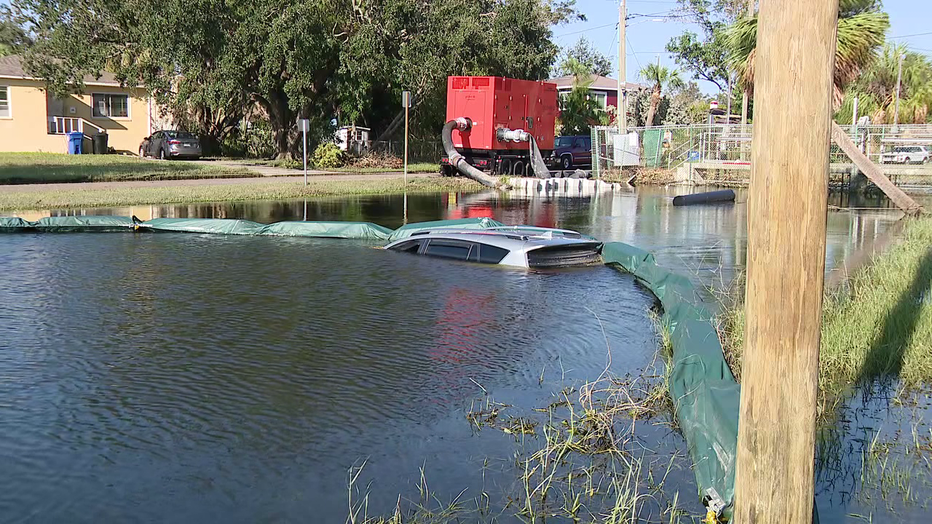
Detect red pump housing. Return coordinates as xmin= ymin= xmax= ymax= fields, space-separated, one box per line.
xmin=442 ymin=76 xmax=557 ymax=176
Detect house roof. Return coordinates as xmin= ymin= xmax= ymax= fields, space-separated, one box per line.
xmin=0 ymin=55 xmax=122 ymax=86
xmin=547 ymin=74 xmax=646 ymax=92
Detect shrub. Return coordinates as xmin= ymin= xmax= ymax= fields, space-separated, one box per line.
xmin=312 ymin=142 xmax=344 ymax=168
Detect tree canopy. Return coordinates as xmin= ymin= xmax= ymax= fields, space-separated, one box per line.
xmin=552 ymin=37 xmax=612 ymax=77
xmin=836 ymin=43 xmax=932 ymax=124
xmin=14 ymin=0 xmax=582 ymax=157
xmin=664 ymin=0 xmax=746 ymax=92
xmin=556 ymin=59 xmax=603 ymax=135
xmin=725 ymin=0 xmax=889 ymax=105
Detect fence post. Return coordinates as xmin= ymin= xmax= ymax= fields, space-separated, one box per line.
xmin=591 ymin=127 xmax=600 ymax=179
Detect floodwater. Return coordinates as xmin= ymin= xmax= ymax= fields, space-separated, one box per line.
xmin=0 ymin=186 xmax=926 ymax=522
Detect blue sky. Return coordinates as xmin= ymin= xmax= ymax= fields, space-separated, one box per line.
xmin=552 ymin=0 xmax=931 ymax=93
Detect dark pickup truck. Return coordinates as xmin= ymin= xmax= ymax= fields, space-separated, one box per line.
xmin=548 ymin=135 xmax=592 ymax=170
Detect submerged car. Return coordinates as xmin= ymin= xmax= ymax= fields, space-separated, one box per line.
xmin=139 ymin=130 xmax=203 ymax=160
xmin=384 ymin=228 xmax=603 ymax=268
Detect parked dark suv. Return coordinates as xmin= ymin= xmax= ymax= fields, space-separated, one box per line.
xmin=549 ymin=135 xmax=592 ymax=170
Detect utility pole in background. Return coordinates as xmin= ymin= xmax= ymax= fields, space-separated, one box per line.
xmin=893 ymin=52 xmax=904 ymax=130
xmin=617 ymin=0 xmax=626 ymax=133
xmin=734 ymin=0 xmax=837 ymax=522
xmin=740 ymin=0 xmax=754 ymax=127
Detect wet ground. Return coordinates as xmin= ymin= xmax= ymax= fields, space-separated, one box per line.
xmin=1 ymin=187 xmax=928 ymax=522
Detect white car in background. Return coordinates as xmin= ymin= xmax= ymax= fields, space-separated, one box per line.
xmin=880 ymin=145 xmax=930 ymax=164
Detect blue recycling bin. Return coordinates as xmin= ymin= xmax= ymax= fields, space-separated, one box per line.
xmin=67 ymin=132 xmax=84 ymax=155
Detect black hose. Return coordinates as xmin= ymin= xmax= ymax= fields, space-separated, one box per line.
xmin=442 ymin=120 xmax=509 ymax=189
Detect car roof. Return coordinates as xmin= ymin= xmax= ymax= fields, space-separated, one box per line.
xmin=387 ymin=228 xmax=600 ymax=251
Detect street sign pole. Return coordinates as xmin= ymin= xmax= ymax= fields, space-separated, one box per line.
xmin=298 ymin=118 xmax=310 ymax=186
xmin=402 ymin=91 xmax=411 ymax=224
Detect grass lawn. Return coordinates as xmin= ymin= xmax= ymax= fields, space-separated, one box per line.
xmin=0 ymin=176 xmax=482 ymax=211
xmin=331 ymin=162 xmax=438 ymax=174
xmin=0 ymin=152 xmax=253 ymax=184
xmin=721 ymin=215 xmax=932 ymax=399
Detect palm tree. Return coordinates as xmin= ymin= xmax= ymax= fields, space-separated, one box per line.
xmin=640 ymin=64 xmax=684 ymax=127
xmin=844 ymin=44 xmax=932 ymax=124
xmin=725 ymin=0 xmax=889 ymax=106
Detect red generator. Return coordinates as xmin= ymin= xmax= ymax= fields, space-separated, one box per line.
xmin=441 ymin=76 xmax=557 ymax=176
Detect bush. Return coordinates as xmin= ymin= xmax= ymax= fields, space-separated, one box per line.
xmin=312 ymin=142 xmax=344 ymax=168
xmin=347 ymin=150 xmax=403 ymax=169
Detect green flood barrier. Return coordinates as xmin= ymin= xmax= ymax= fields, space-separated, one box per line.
xmin=138 ymin=218 xmax=395 ymax=240
xmin=0 ymin=216 xmax=502 ymax=242
xmin=603 ymin=241 xmax=739 ymax=518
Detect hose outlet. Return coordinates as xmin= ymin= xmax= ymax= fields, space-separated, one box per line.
xmin=455 ymin=117 xmax=472 ymax=132
xmin=496 ymin=128 xmax=530 ymax=143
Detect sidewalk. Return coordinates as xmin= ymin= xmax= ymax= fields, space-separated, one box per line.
xmin=2 ymin=170 xmax=440 ymax=194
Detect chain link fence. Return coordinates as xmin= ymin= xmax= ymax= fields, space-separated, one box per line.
xmin=351 ymin=140 xmax=444 ymax=163
xmin=592 ymin=124 xmax=932 ymax=187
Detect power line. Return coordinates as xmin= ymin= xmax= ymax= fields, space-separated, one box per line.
xmin=626 ymin=36 xmax=643 ymax=75
xmin=553 ymin=22 xmax=617 ymax=38
xmin=889 ymin=30 xmax=932 ymax=39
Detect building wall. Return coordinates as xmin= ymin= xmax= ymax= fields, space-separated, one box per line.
xmin=0 ymin=79 xmax=151 ymax=154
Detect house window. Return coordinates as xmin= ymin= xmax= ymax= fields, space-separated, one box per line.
xmin=92 ymin=93 xmax=129 ymax=118
xmin=590 ymin=92 xmax=608 ymax=110
xmin=0 ymin=86 xmax=10 ymax=118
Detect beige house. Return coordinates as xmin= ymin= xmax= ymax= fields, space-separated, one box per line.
xmin=0 ymin=55 xmax=157 ymax=154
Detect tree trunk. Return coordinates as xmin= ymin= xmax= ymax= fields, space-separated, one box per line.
xmin=645 ymin=84 xmax=661 ymax=127
xmin=256 ymin=90 xmax=295 ymax=160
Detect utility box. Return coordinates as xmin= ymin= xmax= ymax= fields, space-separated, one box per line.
xmin=446 ymin=76 xmax=557 ymax=152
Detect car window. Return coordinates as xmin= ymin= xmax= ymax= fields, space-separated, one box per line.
xmin=424 ymin=240 xmax=473 ymax=261
xmin=477 ymin=244 xmax=509 ymax=264
xmin=388 ymin=239 xmax=423 ymax=253
xmin=582 ymin=138 xmax=591 ymax=149
xmin=555 ymin=137 xmax=573 ymax=148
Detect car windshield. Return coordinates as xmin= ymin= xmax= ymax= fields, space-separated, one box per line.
xmin=165 ymin=131 xmax=197 ymax=139
xmin=555 ymin=137 xmax=574 ymax=147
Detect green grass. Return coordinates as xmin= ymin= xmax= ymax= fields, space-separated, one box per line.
xmin=219 ymin=158 xmax=438 ymax=174
xmin=0 ymin=152 xmax=253 ymax=184
xmin=0 ymin=176 xmax=483 ymax=211
xmin=331 ymin=162 xmax=438 ymax=174
xmin=721 ymin=216 xmax=932 ymax=398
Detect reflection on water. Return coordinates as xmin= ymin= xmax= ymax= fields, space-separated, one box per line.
xmin=0 ymin=187 xmax=924 ymax=522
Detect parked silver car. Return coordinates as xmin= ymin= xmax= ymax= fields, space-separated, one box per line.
xmin=139 ymin=130 xmax=203 ymax=160
xmin=880 ymin=145 xmax=929 ymax=164
xmin=384 ymin=228 xmax=603 ymax=268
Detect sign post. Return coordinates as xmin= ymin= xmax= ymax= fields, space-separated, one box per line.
xmin=298 ymin=118 xmax=310 ymax=186
xmin=401 ymin=91 xmax=412 ymax=223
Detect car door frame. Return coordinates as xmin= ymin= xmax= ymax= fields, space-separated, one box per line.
xmin=573 ymin=136 xmax=590 ymax=165
xmin=146 ymin=131 xmax=160 ymax=157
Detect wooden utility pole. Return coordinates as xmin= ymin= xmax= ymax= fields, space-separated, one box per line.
xmin=617 ymin=0 xmax=626 ymax=133
xmin=734 ymin=0 xmax=837 ymax=522
xmin=740 ymin=0 xmax=754 ymax=127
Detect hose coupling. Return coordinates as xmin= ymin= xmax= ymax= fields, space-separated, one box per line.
xmin=455 ymin=117 xmax=472 ymax=132
xmin=496 ymin=128 xmax=530 ymax=143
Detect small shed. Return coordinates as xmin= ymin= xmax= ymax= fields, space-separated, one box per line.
xmin=334 ymin=126 xmax=371 ymax=153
